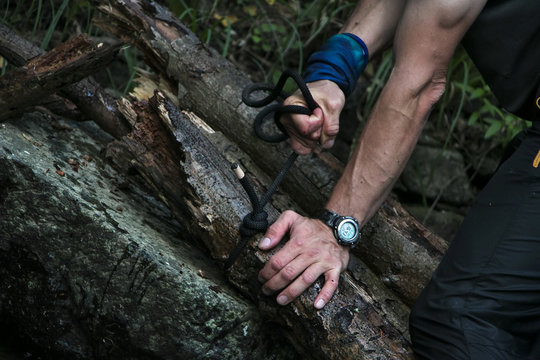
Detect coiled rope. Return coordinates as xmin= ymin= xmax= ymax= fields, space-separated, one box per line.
xmin=224 ymin=69 xmax=318 ymax=270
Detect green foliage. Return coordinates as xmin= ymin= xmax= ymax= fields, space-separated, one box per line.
xmin=163 ymin=0 xmax=353 ymax=84
xmin=463 ymin=87 xmax=529 ymax=145
xmin=437 ymin=47 xmax=529 ymax=147
xmin=40 ymin=0 xmax=69 ymax=49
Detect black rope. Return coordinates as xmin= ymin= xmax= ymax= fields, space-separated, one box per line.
xmin=224 ymin=70 xmax=318 ymax=270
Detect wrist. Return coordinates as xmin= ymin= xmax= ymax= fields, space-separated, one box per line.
xmin=303 ymin=33 xmax=369 ymax=97
xmin=318 ymin=209 xmax=361 ymax=247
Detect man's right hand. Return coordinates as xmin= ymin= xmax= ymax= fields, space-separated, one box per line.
xmin=281 ymin=80 xmax=346 ymax=154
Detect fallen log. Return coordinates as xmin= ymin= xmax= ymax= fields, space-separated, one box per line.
xmin=104 ymin=90 xmax=413 ymax=359
xmin=0 ymin=111 xmax=297 ymax=360
xmin=92 ymin=0 xmax=446 ymax=306
xmin=0 ymin=26 xmax=130 ymax=138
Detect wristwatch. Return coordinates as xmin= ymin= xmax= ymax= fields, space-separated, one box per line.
xmin=318 ymin=209 xmax=361 ymax=247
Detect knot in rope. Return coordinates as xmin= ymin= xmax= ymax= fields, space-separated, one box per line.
xmin=240 ymin=210 xmax=268 ymax=238
xmin=224 ymin=69 xmax=317 ymax=270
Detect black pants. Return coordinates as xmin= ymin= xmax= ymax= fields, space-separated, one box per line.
xmin=410 ymin=120 xmax=540 ymax=359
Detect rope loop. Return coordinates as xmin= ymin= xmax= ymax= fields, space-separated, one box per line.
xmin=225 ymin=69 xmax=315 ymax=270
xmin=242 ymin=69 xmax=319 ymax=143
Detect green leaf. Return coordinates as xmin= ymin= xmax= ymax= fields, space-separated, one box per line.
xmin=468 ymin=112 xmax=479 ymax=125
xmin=260 ymin=23 xmax=272 ymax=32
xmin=468 ymin=87 xmax=484 ymax=100
xmin=484 ymin=120 xmax=503 ymax=139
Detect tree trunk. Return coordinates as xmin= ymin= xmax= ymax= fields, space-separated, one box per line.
xmin=92 ymin=0 xmax=446 ymax=306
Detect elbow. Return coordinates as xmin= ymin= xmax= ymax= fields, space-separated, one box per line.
xmin=385 ymin=64 xmax=448 ymax=123
xmin=410 ymin=67 xmax=447 ymax=117
xmin=423 ymin=71 xmax=447 ymax=109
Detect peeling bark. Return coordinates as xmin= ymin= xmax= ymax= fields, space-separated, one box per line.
xmin=0 ymin=25 xmax=130 ymax=138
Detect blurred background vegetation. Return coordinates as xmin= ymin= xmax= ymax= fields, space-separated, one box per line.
xmin=2 ymin=0 xmax=529 ymax=146
xmin=1 ymin=0 xmax=528 ymax=142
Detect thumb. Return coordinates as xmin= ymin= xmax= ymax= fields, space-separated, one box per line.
xmin=259 ymin=210 xmax=300 ymax=249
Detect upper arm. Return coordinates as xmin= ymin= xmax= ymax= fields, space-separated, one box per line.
xmin=391 ymin=0 xmax=487 ymax=105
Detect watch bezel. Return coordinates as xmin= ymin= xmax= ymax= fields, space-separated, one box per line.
xmin=318 ymin=209 xmax=361 ymax=247
xmin=333 ymin=216 xmax=360 ymax=246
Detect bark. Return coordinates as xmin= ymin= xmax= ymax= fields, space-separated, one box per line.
xmin=92 ymin=0 xmax=446 ymax=306
xmin=104 ymin=90 xmax=414 ymax=359
xmin=0 ymin=111 xmax=297 ymax=360
xmin=0 ymin=24 xmax=130 ymax=138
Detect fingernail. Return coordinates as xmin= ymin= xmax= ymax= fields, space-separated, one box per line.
xmin=277 ymin=295 xmax=288 ymax=305
xmin=323 ymin=139 xmax=335 ymax=148
xmin=315 ymin=299 xmax=325 ymax=309
xmin=259 ymin=237 xmax=271 ymax=249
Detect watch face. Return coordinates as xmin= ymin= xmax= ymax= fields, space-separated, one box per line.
xmin=337 ymin=219 xmax=359 ymax=243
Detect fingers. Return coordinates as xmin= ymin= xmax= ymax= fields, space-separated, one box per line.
xmin=313 ymin=269 xmax=341 ymax=309
xmin=262 ymin=256 xmax=342 ymax=308
xmin=257 ymin=214 xmax=349 ymax=309
xmin=279 ymin=80 xmax=345 ymax=153
xmin=319 ymin=111 xmax=339 ymax=149
xmin=281 ymin=109 xmax=323 ymax=155
xmin=290 ymin=107 xmax=323 ymax=137
xmin=261 ymin=252 xmax=323 ymax=298
xmin=258 ymin=210 xmax=300 ymax=250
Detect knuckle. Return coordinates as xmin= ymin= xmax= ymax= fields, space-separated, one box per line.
xmin=290 ymin=236 xmax=305 ymax=248
xmin=325 ymin=122 xmax=339 ymax=137
xmin=326 ymin=96 xmax=344 ymax=112
xmin=320 ymin=289 xmax=335 ymax=300
xmin=282 ymin=265 xmax=297 ymax=281
xmin=283 ymin=209 xmax=296 ymax=218
xmin=301 ymin=270 xmax=318 ymax=284
xmin=305 ymin=247 xmax=321 ymax=259
xmin=269 ymin=257 xmax=284 ymax=272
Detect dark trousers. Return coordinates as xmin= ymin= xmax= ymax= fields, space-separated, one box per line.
xmin=410 ymin=120 xmax=540 ymax=359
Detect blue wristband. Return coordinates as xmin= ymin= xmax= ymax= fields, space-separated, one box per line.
xmin=303 ymin=33 xmax=369 ymax=97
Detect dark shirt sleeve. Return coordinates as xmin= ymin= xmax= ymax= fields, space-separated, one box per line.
xmin=462 ymin=0 xmax=540 ymax=121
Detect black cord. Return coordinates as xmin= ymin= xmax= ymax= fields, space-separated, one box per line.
xmin=224 ymin=70 xmax=317 ymax=270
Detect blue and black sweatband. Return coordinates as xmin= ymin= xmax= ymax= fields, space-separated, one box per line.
xmin=303 ymin=33 xmax=369 ymax=97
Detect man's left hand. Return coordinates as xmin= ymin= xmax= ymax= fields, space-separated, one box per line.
xmin=257 ymin=210 xmax=350 ymax=309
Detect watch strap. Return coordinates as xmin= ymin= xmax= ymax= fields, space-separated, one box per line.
xmin=318 ymin=209 xmax=339 ymax=228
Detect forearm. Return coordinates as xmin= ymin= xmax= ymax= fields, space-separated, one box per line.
xmin=326 ymin=76 xmax=434 ymax=224
xmin=327 ymin=0 xmax=487 ymax=225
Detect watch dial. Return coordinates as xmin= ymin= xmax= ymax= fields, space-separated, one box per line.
xmin=339 ymin=222 xmax=357 ymax=241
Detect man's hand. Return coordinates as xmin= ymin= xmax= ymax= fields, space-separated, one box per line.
xmin=258 ymin=210 xmax=350 ymax=309
xmin=281 ymin=80 xmax=345 ymax=154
